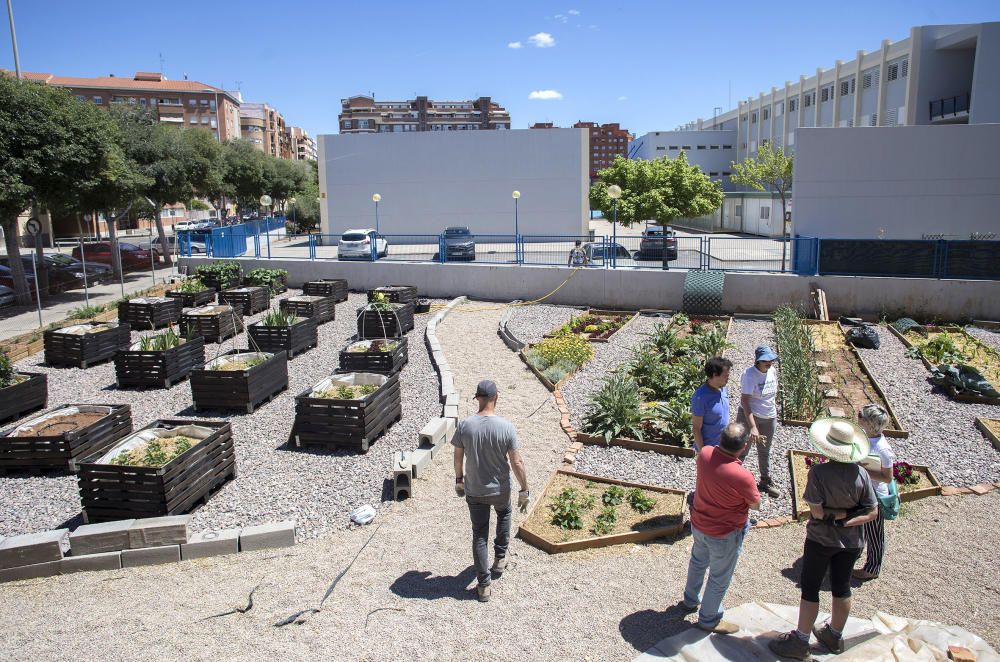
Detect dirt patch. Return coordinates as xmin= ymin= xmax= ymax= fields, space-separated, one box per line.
xmin=809 ymin=324 xmax=896 ymax=424
xmin=521 ymin=473 xmax=684 ymax=544
xmin=13 ymin=411 xmax=107 ymax=437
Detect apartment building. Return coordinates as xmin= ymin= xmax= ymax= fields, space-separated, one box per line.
xmin=286 ymin=126 xmax=317 ymax=161
xmin=339 ymin=95 xmax=511 ymax=133
xmin=240 ymin=102 xmax=291 ymax=159
xmin=530 ymin=121 xmax=631 ymax=180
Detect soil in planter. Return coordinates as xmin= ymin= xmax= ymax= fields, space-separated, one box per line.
xmin=904 ymin=329 xmax=1000 ymax=385
xmin=522 ymin=474 xmax=684 ymax=544
xmin=312 ymin=384 xmax=379 ymax=400
xmin=13 ymin=411 xmax=106 ymax=437
xmin=346 ymin=339 xmax=399 ymax=353
xmin=791 ymin=453 xmax=934 ymax=514
xmin=57 ymin=324 xmax=114 ymax=336
xmin=809 ymin=324 xmax=892 ymax=421
xmin=109 ymin=435 xmax=200 ymax=467
xmin=212 ymin=358 xmax=267 ymax=371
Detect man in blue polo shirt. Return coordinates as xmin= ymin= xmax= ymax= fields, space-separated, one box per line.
xmin=691 ymin=357 xmax=733 ymax=451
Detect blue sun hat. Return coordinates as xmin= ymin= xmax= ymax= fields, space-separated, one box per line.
xmin=755 ymin=345 xmax=778 ymax=362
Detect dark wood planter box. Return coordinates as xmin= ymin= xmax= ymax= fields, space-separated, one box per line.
xmin=191 ymin=351 xmax=288 ymax=413
xmin=0 ymin=373 xmax=48 ymax=425
xmin=118 ymin=297 xmax=184 ymax=330
xmin=179 ymin=305 xmax=242 ymax=344
xmin=0 ymin=404 xmax=132 ymax=473
xmin=198 ymin=271 xmax=242 ymax=292
xmin=303 ymin=279 xmax=348 ymax=302
xmin=248 ymin=317 xmax=318 ymax=358
xmin=280 ymin=295 xmax=335 ymax=324
xmin=166 ymin=288 xmax=216 ymax=308
xmin=357 ymin=303 xmax=415 ymax=338
xmin=368 ymin=285 xmax=418 ymax=305
xmin=114 ymin=337 xmax=206 ymax=388
xmin=44 ymin=322 xmax=131 ymax=369
xmin=290 ymin=372 xmax=402 ymax=452
xmin=77 ymin=419 xmax=236 ymax=523
xmin=338 ymin=337 xmax=408 ymax=375
xmin=219 ymin=287 xmax=270 ymax=316
xmin=244 ymin=272 xmax=288 ymax=296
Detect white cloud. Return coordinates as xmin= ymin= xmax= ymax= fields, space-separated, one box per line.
xmin=528 ymin=32 xmax=556 ymax=48
xmin=507 ymin=41 xmax=522 ymax=49
xmin=617 ymin=96 xmax=628 ymax=101
xmin=568 ymin=9 xmax=580 ymax=15
xmin=554 ymin=13 xmax=567 ymax=23
xmin=529 ymin=89 xmax=563 ymax=100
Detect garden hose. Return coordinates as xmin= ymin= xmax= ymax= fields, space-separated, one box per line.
xmin=415 ymin=267 xmax=585 ymax=314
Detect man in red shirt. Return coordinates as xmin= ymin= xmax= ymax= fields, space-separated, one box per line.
xmin=680 ymin=422 xmax=761 ymax=634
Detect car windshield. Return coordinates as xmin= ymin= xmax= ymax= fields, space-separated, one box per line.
xmin=445 ymin=228 xmax=470 ymax=236
xmin=121 ymin=243 xmax=139 ymax=251
xmin=342 ymin=232 xmax=367 ymax=242
xmin=46 ymin=254 xmax=77 ymax=265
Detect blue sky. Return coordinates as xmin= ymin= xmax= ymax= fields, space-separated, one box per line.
xmin=2 ymin=1 xmax=997 ymax=137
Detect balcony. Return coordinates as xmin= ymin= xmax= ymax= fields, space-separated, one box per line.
xmin=929 ymin=93 xmax=970 ymax=123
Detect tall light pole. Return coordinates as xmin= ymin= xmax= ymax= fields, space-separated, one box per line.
xmin=6 ymin=0 xmax=21 ymax=79
xmin=607 ymin=184 xmax=622 ymax=268
xmin=288 ymin=196 xmax=296 ymax=230
xmin=372 ymin=193 xmax=381 ymax=234
xmin=511 ymin=190 xmax=520 ymax=263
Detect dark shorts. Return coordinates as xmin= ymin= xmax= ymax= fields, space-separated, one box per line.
xmin=800 ymin=538 xmax=861 ymax=602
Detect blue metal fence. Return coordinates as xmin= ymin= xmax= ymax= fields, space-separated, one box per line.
xmin=791 ymin=237 xmax=999 ymax=280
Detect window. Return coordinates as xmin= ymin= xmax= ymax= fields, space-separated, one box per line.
xmin=74 ymin=95 xmax=85 ymax=102
xmin=189 ymin=116 xmax=198 ymax=124
xmin=209 ymin=100 xmax=217 ymax=111
xmin=840 ymin=81 xmax=850 ymax=96
xmin=668 ymin=145 xmax=678 ymax=150
xmin=158 ymin=97 xmax=181 ymax=106
xmin=788 ymin=97 xmax=798 ymax=112
xmin=709 ymin=172 xmax=718 ymax=177
xmin=723 ymin=144 xmax=733 ymax=150
xmin=821 ymin=85 xmax=833 ymax=103
xmin=901 ymin=59 xmax=909 ymax=78
xmin=140 ymin=98 xmax=147 ymax=106
xmin=722 ymin=171 xmax=731 ymax=176
xmin=359 ymin=119 xmax=370 ymax=129
xmin=343 ymin=120 xmax=352 ymax=129
xmin=710 ymin=145 xmax=719 ymax=150
xmin=735 ymin=205 xmax=743 ymax=218
xmin=200 ymin=99 xmax=209 ymax=106
xmin=750 ymin=111 xmax=758 ymax=124
xmin=93 ymin=96 xmax=102 ymax=104
xmin=201 ymin=116 xmax=209 ymax=124
xmin=869 ymin=113 xmax=878 ymax=127
xmin=189 ymin=99 xmax=196 ymax=107
xmin=656 ymin=146 xmax=665 ymax=151
xmin=887 ymin=63 xmax=898 ymax=81
xmin=681 ymin=145 xmax=691 ymax=150
xmin=762 ymin=108 xmax=769 ymax=121
xmin=863 ymin=69 xmax=879 ymax=89
xmin=210 ymin=118 xmax=217 ymax=128
xmin=697 ymin=145 xmax=707 ymax=150
xmin=760 ymin=207 xmax=770 ymax=220
xmin=804 ymin=93 xmax=813 ymax=108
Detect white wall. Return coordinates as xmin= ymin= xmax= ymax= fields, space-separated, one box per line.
xmin=318 ymin=129 xmax=588 ymax=239
xmin=630 ymin=130 xmax=738 ymax=191
xmin=793 ymin=125 xmax=1000 ymax=239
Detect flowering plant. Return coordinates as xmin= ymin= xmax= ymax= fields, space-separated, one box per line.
xmin=804 ymin=455 xmax=827 ymax=468
xmin=893 ymin=461 xmax=919 ymax=485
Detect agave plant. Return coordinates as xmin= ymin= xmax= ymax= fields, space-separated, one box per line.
xmin=260 ymin=310 xmax=299 ymax=327
xmin=583 ymin=373 xmax=646 ymax=443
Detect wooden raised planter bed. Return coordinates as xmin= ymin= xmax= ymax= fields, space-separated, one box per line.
xmin=975 ymin=417 xmax=1000 ymax=452
xmin=518 ymin=345 xmax=579 ymax=392
xmin=303 ymin=279 xmax=348 ymax=302
xmin=574 ymin=432 xmax=696 ymax=459
xmin=368 ymin=285 xmax=418 ymax=305
xmin=887 ymin=324 xmax=1000 ymax=405
xmin=339 ymin=337 xmax=408 ymax=375
xmin=280 ymin=295 xmax=335 ymax=324
xmin=0 ymin=404 xmax=132 ymax=473
xmin=77 ymin=419 xmax=236 ymax=523
xmin=114 ymin=336 xmax=206 ymax=388
xmin=545 ymin=309 xmax=638 ymax=343
xmin=118 ymin=297 xmax=183 ymax=330
xmin=0 ymin=373 xmax=48 ymax=425
xmin=289 ymin=372 xmax=402 ymax=452
xmin=43 ymin=322 xmax=131 ymax=369
xmin=166 ymin=288 xmax=216 ymax=308
xmin=179 ymin=304 xmax=242 ymax=344
xmin=219 ymin=286 xmax=270 ymax=316
xmin=518 ymin=469 xmax=687 ymax=554
xmin=248 ymin=316 xmax=318 ymax=358
xmin=190 ymin=350 xmax=288 ymax=414
xmin=357 ymin=303 xmax=415 ymax=338
xmin=788 ymin=449 xmax=942 ymax=520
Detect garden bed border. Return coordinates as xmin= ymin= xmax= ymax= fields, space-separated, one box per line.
xmin=543 ymin=308 xmax=639 ymax=344
xmin=974 ymin=417 xmax=1000 ymax=452
xmin=573 ymin=432 xmax=696 ymax=458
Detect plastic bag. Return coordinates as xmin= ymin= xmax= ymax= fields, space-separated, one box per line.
xmin=878 ymin=480 xmax=900 ymax=521
xmin=930 ymin=364 xmax=1000 ymax=398
xmin=846 ymin=325 xmax=881 ymax=349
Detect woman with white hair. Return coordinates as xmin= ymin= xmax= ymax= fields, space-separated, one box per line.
xmin=854 ymin=403 xmax=895 ymax=581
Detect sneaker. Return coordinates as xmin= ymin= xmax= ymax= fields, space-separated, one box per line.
xmin=696 ymin=620 xmax=739 ymax=635
xmin=759 ymin=479 xmax=781 ymax=498
xmin=491 ymin=556 xmax=508 ymax=576
xmin=476 ymin=584 xmax=491 ymax=603
xmin=812 ymin=624 xmax=844 ymax=654
xmin=768 ymin=631 xmax=812 ymax=660
xmin=852 ymin=568 xmax=878 ymax=581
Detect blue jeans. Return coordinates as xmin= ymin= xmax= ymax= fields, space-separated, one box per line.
xmin=467 ymin=495 xmax=512 ymax=587
xmin=682 ymin=524 xmax=747 ymax=628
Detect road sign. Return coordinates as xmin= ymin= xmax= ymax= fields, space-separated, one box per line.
xmin=25 ymin=217 xmax=41 ymax=236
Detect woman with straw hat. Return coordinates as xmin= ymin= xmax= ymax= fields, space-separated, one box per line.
xmin=769 ymin=418 xmax=879 ymax=660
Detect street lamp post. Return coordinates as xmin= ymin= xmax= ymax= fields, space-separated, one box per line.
xmin=6 ymin=0 xmax=21 ymax=80
xmin=607 ymin=184 xmax=622 ymax=268
xmin=512 ymin=190 xmax=520 ymax=263
xmin=372 ymin=193 xmax=381 ymax=235
xmin=288 ymin=196 xmax=296 ymax=231
xmin=259 ymin=195 xmax=272 ymax=258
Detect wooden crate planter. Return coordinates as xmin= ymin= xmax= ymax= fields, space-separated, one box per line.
xmin=166 ymin=288 xmax=216 ymax=308
xmin=43 ymin=322 xmax=131 ymax=369
xmin=357 ymin=303 xmax=415 ymax=338
xmin=518 ymin=470 xmax=687 ymax=554
xmin=887 ymin=324 xmax=1000 ymax=405
xmin=280 ymin=295 xmax=336 ymax=324
xmin=368 ymin=285 xmax=418 ymax=305
xmin=290 ymin=372 xmax=402 ymax=452
xmin=574 ymin=432 xmax=696 ymax=459
xmin=545 ymin=309 xmax=638 ymax=343
xmin=114 ymin=336 xmax=206 ymax=388
xmin=974 ymin=417 xmax=1000 ymax=452
xmin=302 ymin=279 xmax=348 ymax=302
xmin=248 ymin=316 xmax=318 ymax=358
xmin=0 ymin=373 xmax=48 ymax=425
xmin=219 ymin=286 xmax=270 ymax=316
xmin=190 ymin=351 xmax=288 ymax=414
xmin=77 ymin=419 xmax=236 ymax=523
xmin=179 ymin=305 xmax=242 ymax=344
xmin=117 ymin=297 xmax=183 ymax=330
xmin=0 ymin=404 xmax=132 ymax=473
xmin=338 ymin=337 xmax=408 ymax=375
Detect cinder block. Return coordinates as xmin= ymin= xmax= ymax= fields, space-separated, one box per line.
xmin=444 ymin=392 xmax=459 ymax=407
xmin=444 ymin=417 xmax=456 ymax=442
xmin=128 ymin=516 xmax=190 ymax=549
xmin=419 ymin=418 xmax=448 ymax=447
xmin=121 ymin=545 xmax=180 ymax=568
xmin=0 ymin=560 xmax=62 ymax=583
xmin=239 ymin=521 xmax=296 ymax=552
xmin=0 ymin=529 xmax=69 ymax=570
xmin=443 ymin=404 xmax=459 ymax=419
xmin=181 ymin=529 xmax=240 ymax=560
xmin=70 ymin=519 xmax=134 ymax=556
xmin=393 ymin=450 xmax=413 ymax=500
xmin=410 ymin=448 xmax=433 ymax=478
xmin=62 ymin=551 xmax=122 ymax=574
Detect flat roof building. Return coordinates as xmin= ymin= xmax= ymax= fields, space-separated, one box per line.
xmin=339 ymin=95 xmax=511 ymax=134
xmin=287 ymin=126 xmax=317 ymax=161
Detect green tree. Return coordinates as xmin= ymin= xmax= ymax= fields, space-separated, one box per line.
xmin=265 ymin=158 xmax=310 ymax=211
xmin=221 ymin=140 xmax=268 ymax=216
xmin=590 ymin=154 xmax=723 ymax=269
xmin=730 ymin=142 xmax=794 ymax=270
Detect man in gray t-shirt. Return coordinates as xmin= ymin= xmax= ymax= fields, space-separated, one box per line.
xmin=453 ymin=380 xmax=529 ymax=602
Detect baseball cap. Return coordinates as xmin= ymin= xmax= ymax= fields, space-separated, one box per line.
xmin=474 ymin=380 xmax=498 ymax=399
xmin=755 ymin=345 xmax=778 ymax=362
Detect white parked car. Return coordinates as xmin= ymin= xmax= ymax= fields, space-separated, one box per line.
xmin=338 ymin=228 xmax=388 ymax=260
xmin=174 ymin=220 xmax=199 ymax=232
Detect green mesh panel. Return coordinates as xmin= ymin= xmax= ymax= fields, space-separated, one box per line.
xmin=683 ymin=270 xmax=725 ymax=315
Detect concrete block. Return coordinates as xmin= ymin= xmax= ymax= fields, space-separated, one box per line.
xmin=393 ymin=450 xmax=413 ymax=500
xmin=444 ymin=392 xmax=459 ymax=407
xmin=181 ymin=529 xmax=240 ymax=560
xmin=0 ymin=560 xmax=62 ymax=583
xmin=445 ymin=417 xmax=457 ymax=442
xmin=443 ymin=404 xmax=459 ymax=419
xmin=827 ymin=406 xmax=847 ymax=418
xmin=0 ymin=529 xmax=69 ymax=570
xmin=62 ymin=551 xmax=122 ymax=574
xmin=419 ymin=418 xmax=448 ymax=447
xmin=70 ymin=519 xmax=135 ymax=556
xmin=817 ymin=374 xmax=834 ymax=385
xmin=239 ymin=521 xmax=296 ymax=552
xmin=410 ymin=448 xmax=433 ymax=478
xmin=128 ymin=516 xmax=190 ymax=549
xmin=121 ymin=545 xmax=181 ymax=568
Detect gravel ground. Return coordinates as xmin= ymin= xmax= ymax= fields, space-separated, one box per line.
xmin=968 ymin=326 xmax=1000 ymax=353
xmin=0 ymin=290 xmax=445 ymax=541
xmin=504 ymin=302 xmax=581 ymax=345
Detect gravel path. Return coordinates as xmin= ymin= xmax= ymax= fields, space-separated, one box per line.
xmin=968 ymin=326 xmax=1000 ymax=354
xmin=0 ymin=290 xmax=445 ymax=541
xmin=504 ymin=303 xmax=580 ymax=345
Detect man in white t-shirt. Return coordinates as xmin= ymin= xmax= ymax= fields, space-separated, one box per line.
xmin=738 ymin=345 xmax=780 ymax=497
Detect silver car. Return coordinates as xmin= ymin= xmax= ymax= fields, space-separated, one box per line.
xmin=338 ymin=228 xmax=388 ymax=260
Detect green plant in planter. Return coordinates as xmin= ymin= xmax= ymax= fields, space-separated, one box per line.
xmin=646 ymin=397 xmax=694 ymax=447
xmin=137 ymin=326 xmax=183 ymax=351
xmin=583 ymin=373 xmax=646 ymax=442
xmin=195 ymin=261 xmax=242 ymax=287
xmin=244 ymin=268 xmax=288 ymax=296
xmin=358 ymin=383 xmax=378 ymax=396
xmin=260 ymin=310 xmax=299 ymax=327
xmin=550 ymin=487 xmax=585 ymax=530
xmin=178 ymin=277 xmax=208 ymax=293
xmin=906 ymin=332 xmax=967 ymax=365
xmin=627 ymin=488 xmax=657 ymax=513
xmin=602 ymin=485 xmax=625 ymax=506
xmin=368 ymin=291 xmax=396 ymax=312
xmin=773 ymin=305 xmax=824 ymax=421
xmin=0 ymin=351 xmax=17 ymax=389
xmin=592 ymin=506 xmax=617 ymax=535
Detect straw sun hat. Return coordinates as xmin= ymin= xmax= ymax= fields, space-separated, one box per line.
xmin=808 ymin=418 xmax=871 ymax=463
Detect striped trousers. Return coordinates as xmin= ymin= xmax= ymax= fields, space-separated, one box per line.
xmin=861 ymin=506 xmax=885 ymax=575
